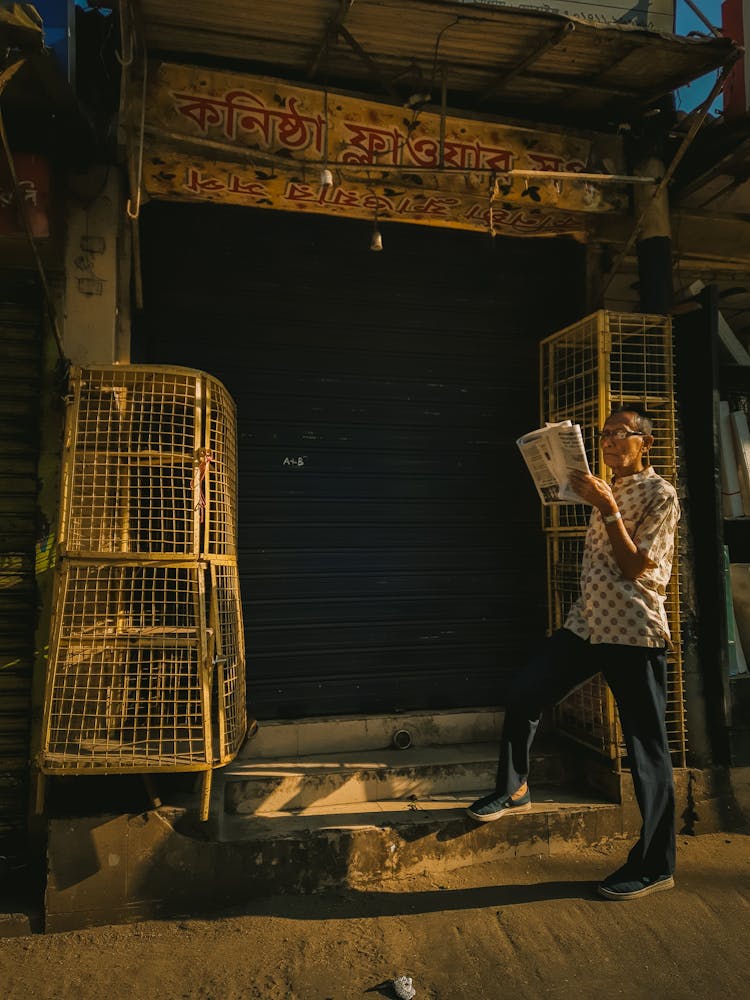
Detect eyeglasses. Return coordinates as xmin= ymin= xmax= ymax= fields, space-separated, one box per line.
xmin=597 ymin=429 xmax=645 ymax=441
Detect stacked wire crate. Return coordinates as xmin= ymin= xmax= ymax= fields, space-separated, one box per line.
xmin=541 ymin=312 xmax=687 ymax=767
xmin=39 ymin=366 xmax=247 ymax=815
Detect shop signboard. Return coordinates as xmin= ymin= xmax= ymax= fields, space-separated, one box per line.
xmin=142 ymin=62 xmax=628 ymax=239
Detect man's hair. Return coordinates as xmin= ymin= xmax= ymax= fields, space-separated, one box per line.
xmin=609 ymin=404 xmax=654 ymax=435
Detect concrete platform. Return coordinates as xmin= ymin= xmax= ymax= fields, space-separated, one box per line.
xmin=44 ymin=784 xmax=623 ymax=932
xmin=42 ymin=711 xmax=624 ymax=930
xmin=38 ymin=709 xmax=747 ymax=932
xmin=44 ymin=758 xmax=739 ymax=934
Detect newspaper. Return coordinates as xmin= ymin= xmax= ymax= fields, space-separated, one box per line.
xmin=516 ymin=420 xmax=592 ymax=505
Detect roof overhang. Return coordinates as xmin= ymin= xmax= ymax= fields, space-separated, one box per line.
xmin=673 ymin=116 xmax=750 ymax=219
xmin=135 ymin=0 xmax=739 ymax=125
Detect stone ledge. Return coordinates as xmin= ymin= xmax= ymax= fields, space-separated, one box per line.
xmin=42 ymin=766 xmax=740 ymax=933
xmin=0 ymin=912 xmax=34 ymax=938
xmin=44 ymin=796 xmax=621 ymax=932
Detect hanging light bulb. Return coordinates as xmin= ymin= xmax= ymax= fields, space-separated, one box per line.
xmin=319 ymin=167 xmax=333 ymax=188
xmin=370 ymin=224 xmax=383 ymax=251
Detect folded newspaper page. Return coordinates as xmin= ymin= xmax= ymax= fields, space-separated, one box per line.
xmin=516 ymin=420 xmax=592 ymax=504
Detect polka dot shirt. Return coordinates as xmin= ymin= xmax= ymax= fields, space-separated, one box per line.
xmin=564 ymin=467 xmax=680 ymax=648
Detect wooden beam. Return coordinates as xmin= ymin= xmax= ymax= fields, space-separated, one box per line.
xmin=676 ymin=138 xmax=750 ymax=201
xmin=480 ymin=23 xmax=574 ymax=103
xmin=336 ymin=23 xmax=401 ymax=101
xmin=557 ymin=42 xmax=641 ymax=107
xmin=521 ymin=70 xmax=641 ymax=99
xmin=308 ymin=0 xmax=355 ymax=79
xmin=593 ymin=211 xmax=750 ymax=269
xmin=597 ymin=63 xmax=737 ymax=298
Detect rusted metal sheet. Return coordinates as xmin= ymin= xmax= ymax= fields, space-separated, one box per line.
xmin=0 ymin=294 xmax=41 ymax=852
xmin=135 ymin=1 xmax=736 ymax=120
xmin=467 ymin=0 xmax=675 ymax=33
xmin=142 ymin=62 xmax=627 ymax=237
xmin=0 ymin=153 xmax=50 ymax=238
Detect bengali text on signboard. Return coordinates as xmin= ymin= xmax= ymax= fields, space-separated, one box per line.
xmin=142 ymin=62 xmax=627 ymax=238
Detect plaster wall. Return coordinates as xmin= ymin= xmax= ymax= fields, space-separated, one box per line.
xmin=63 ymin=168 xmax=122 ymax=365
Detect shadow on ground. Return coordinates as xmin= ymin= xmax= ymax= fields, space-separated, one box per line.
xmin=214 ymin=878 xmax=604 ymax=921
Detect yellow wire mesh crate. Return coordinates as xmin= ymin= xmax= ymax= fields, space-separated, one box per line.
xmin=42 ymin=562 xmax=211 ymax=770
xmin=540 ymin=312 xmax=687 ymax=766
xmin=59 ymin=366 xmax=239 ymax=558
xmin=40 ymin=366 xmax=247 ymax=815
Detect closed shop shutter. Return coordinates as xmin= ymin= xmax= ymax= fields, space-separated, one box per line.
xmin=0 ymin=277 xmax=42 ymax=851
xmin=133 ymin=203 xmax=583 ymax=718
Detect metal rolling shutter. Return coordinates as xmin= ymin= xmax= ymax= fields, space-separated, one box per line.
xmin=133 ymin=203 xmax=583 ymax=718
xmin=0 ymin=281 xmax=42 ymax=851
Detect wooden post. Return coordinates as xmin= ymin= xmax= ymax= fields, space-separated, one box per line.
xmin=633 ymin=154 xmax=673 ymax=315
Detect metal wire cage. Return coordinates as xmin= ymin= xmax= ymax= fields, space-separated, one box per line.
xmin=39 ymin=366 xmax=247 ymax=814
xmin=540 ymin=312 xmax=687 ymax=766
xmin=58 ymin=367 xmax=239 ymax=558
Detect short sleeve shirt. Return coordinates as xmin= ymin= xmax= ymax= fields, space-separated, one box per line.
xmin=564 ymin=467 xmax=680 ymax=647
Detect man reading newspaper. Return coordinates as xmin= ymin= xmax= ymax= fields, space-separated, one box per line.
xmin=468 ymin=405 xmax=681 ymax=901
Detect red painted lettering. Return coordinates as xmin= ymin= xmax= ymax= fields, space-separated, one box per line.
xmin=227 ymin=176 xmax=268 ymax=196
xmin=285 ymin=182 xmax=317 ymax=201
xmin=184 ymin=167 xmax=226 ymax=194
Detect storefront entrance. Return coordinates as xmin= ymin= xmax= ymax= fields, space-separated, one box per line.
xmin=133 ymin=202 xmax=584 ymax=717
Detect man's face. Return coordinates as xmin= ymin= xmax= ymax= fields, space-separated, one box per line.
xmin=599 ymin=411 xmax=653 ymax=477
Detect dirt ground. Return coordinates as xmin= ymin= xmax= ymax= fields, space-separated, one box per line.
xmin=1 ymin=832 xmax=749 ymax=1000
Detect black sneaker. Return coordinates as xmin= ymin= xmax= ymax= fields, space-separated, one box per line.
xmin=597 ymin=873 xmax=674 ymax=901
xmin=466 ymin=788 xmax=531 ymax=822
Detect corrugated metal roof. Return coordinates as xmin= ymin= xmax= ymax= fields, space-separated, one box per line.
xmin=137 ymin=0 xmax=737 ymax=122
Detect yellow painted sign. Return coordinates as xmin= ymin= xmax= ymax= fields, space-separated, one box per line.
xmin=143 ymin=62 xmax=627 ymax=238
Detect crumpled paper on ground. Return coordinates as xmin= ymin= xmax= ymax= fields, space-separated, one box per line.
xmin=393 ymin=975 xmax=416 ymax=1000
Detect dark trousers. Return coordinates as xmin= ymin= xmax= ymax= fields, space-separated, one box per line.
xmin=497 ymin=628 xmax=675 ymax=877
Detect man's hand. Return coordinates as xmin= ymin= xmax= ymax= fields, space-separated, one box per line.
xmin=568 ymin=470 xmax=651 ymax=579
xmin=568 ymin=470 xmax=617 ymax=515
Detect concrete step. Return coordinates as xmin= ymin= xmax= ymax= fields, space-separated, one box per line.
xmin=43 ymin=787 xmax=626 ymax=929
xmin=242 ymin=708 xmax=504 ymax=760
xmin=222 ymin=740 xmax=571 ymax=816
xmin=213 ymin=786 xmax=622 ymax=887
xmin=219 ymin=786 xmax=615 ymax=840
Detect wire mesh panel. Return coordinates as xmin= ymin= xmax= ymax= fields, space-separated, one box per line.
xmin=556 ymin=674 xmax=617 ymax=758
xmin=540 ymin=313 xmax=603 ymax=531
xmin=540 ymin=312 xmax=687 ymax=766
xmin=205 ymin=377 xmax=239 ymax=557
xmin=210 ymin=561 xmax=247 ymax=762
xmin=61 ymin=368 xmax=200 ymax=557
xmin=607 ymin=313 xmax=678 ymax=486
xmin=40 ymin=366 xmax=247 ymax=780
xmin=42 ymin=563 xmax=209 ymax=770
